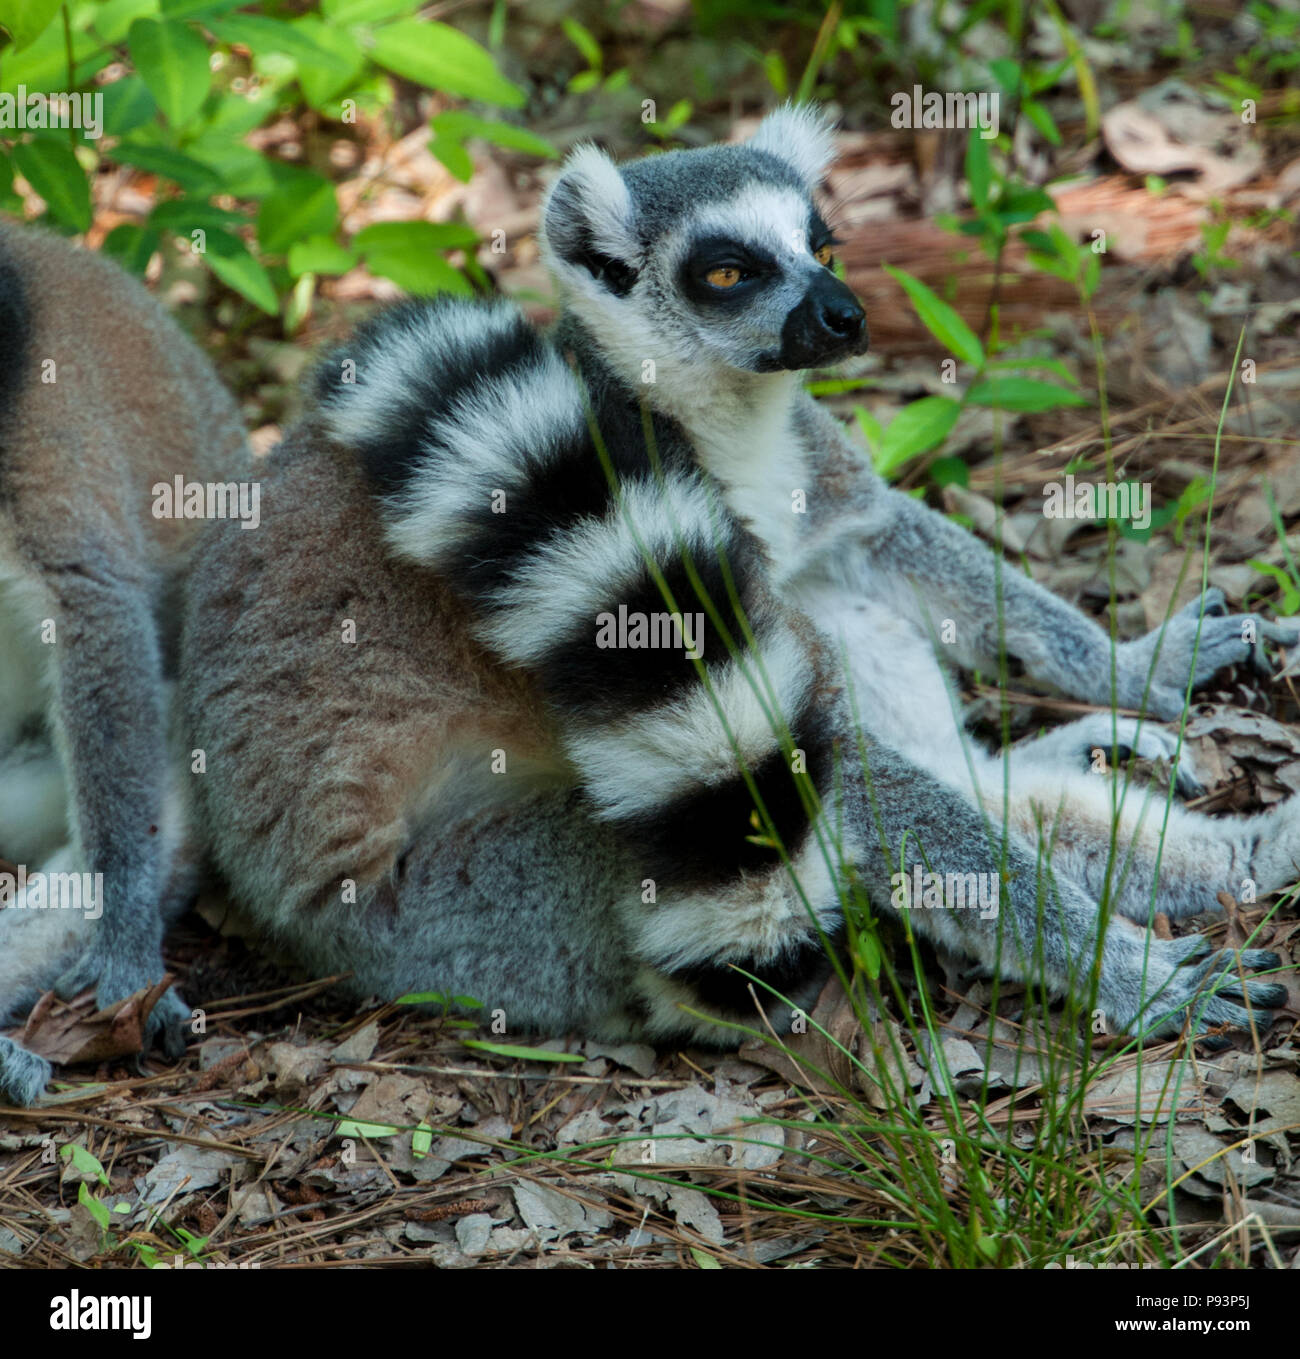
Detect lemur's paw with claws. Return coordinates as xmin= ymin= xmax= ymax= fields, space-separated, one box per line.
xmin=54 ymin=950 xmax=189 ymax=1059
xmin=1107 ymin=933 xmax=1286 ymax=1039
xmin=0 ymin=1037 xmax=53 ymax=1107
xmin=1071 ymin=714 xmax=1205 ymax=797
xmin=1124 ymin=589 xmax=1300 ymax=721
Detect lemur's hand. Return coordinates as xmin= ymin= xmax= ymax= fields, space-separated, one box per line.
xmin=1115 ymin=588 xmax=1298 ymax=721
xmin=54 ymin=947 xmax=190 ymax=1060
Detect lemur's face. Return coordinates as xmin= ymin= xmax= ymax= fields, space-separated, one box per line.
xmin=540 ymin=106 xmax=869 ymax=387
xmin=668 ymin=185 xmax=867 ymax=373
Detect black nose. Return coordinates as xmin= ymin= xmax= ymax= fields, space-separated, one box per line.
xmin=777 ymin=272 xmax=869 ymax=370
xmin=817 ymin=294 xmax=865 ymax=340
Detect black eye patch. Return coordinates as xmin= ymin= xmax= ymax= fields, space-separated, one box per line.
xmin=680 ymin=235 xmax=777 ymax=304
xmin=577 ymin=249 xmax=638 ymax=297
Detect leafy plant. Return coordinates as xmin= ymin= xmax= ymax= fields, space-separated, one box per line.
xmin=0 ymin=0 xmax=550 ymax=324
xmin=856 ymin=257 xmax=1086 ymax=478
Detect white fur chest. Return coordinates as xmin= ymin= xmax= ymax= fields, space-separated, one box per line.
xmin=687 ymin=378 xmax=808 ymax=568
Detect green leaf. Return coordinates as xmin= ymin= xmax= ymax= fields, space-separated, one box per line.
xmin=288 ymin=234 xmax=357 ymax=277
xmin=336 ymin=1119 xmax=399 ymax=1138
xmin=367 ymin=19 xmax=525 ymax=107
xmin=292 ymin=16 xmax=365 ymax=107
xmin=965 ymin=129 xmax=991 ymax=212
xmin=928 ymin=456 xmax=970 ymax=489
xmin=1 ymin=20 xmax=108 ymax=96
xmin=61 ymin=1143 xmax=110 ymax=1185
xmin=988 ymin=57 xmax=1022 ymax=96
xmin=101 ymin=223 xmax=161 ymax=274
xmin=0 ymin=0 xmax=62 ymax=50
xmin=876 ymin=396 xmax=961 ymax=476
xmin=852 ymin=404 xmax=882 ymax=455
xmin=984 ymin=356 xmax=1078 ymax=385
xmin=561 ymin=16 xmax=602 ymax=70
xmin=353 ymin=220 xmax=478 ymax=252
xmin=203 ymin=229 xmax=279 ymax=314
xmin=107 ymin=143 xmax=224 ymax=194
xmin=256 ymin=174 xmax=337 ymax=255
xmin=965 ymin=377 xmax=1088 ymax=412
xmin=1247 ymin=560 xmax=1300 ymax=615
xmin=322 ymin=0 xmax=419 ymax=23
xmin=882 ymin=264 xmax=983 ymax=366
xmin=128 ymin=16 xmax=211 ymax=127
xmin=429 ymin=137 xmax=474 ymax=182
xmin=690 ymin=1247 xmax=722 ymax=1268
xmin=209 ymin=14 xmax=355 ymax=73
xmin=78 ymin=1182 xmax=112 ymax=1230
xmin=855 ymin=928 xmax=883 ymax=978
xmin=999 ymin=185 xmax=1055 ymax=216
xmin=93 ymin=0 xmax=159 ymax=46
xmin=101 ymin=75 xmax=158 ymax=135
xmin=12 ymin=138 xmax=91 ymax=230
xmin=354 ymin=220 xmax=476 ymax=296
xmin=149 ymin=198 xmax=245 ymax=233
xmin=1022 ymin=97 xmax=1062 ymax=147
xmin=411 ymin=1122 xmax=433 ymax=1158
xmin=0 ymin=151 xmax=22 ymax=213
xmin=160 ymin=0 xmax=247 ymax=16
xmin=430 ymin=111 xmax=556 ymax=159
xmin=461 ymin=1041 xmax=586 ymax=1063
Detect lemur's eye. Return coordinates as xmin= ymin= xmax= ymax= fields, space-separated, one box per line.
xmin=705 ymin=266 xmax=743 ymax=288
xmin=814 ymin=244 xmax=834 ymax=267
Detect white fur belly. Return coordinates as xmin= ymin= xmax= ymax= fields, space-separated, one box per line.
xmin=796 ymin=582 xmax=969 ymax=780
xmin=0 ymin=565 xmax=67 ymax=863
xmin=0 ymin=568 xmax=54 ymax=751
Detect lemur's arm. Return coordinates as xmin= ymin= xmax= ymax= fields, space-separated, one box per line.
xmin=322 ymin=301 xmax=1272 ymax=1039
xmin=794 ymin=396 xmax=1296 ymax=720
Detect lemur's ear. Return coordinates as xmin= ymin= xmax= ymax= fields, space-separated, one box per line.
xmin=541 ymin=144 xmax=640 ymax=294
xmin=747 ymin=104 xmax=838 ymax=192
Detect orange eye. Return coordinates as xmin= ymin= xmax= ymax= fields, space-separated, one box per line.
xmin=814 ymin=244 xmax=834 ymax=267
xmin=705 ymin=266 xmax=742 ymax=288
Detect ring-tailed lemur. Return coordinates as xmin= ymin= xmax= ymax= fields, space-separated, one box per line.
xmin=0 ymin=222 xmax=249 ymax=1106
xmin=171 ymin=107 xmax=1298 ymax=1057
xmin=2 ymin=111 xmax=1294 ymax=1108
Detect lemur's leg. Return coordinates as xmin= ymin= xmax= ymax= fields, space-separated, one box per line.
xmin=985 ymin=747 xmax=1300 ymax=927
xmin=847 ymin=738 xmax=1287 ymax=1039
xmin=795 ymin=406 xmax=1298 ymax=720
xmin=19 ymin=532 xmax=190 ymax=1056
xmin=338 ymin=311 xmax=1283 ymax=1042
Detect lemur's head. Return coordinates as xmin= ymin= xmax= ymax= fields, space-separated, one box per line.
xmin=540 ymin=105 xmax=868 ymax=392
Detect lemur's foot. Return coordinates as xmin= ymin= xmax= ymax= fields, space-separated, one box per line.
xmin=1081 ymin=715 xmax=1204 ymax=797
xmin=1108 ymin=932 xmax=1286 ymax=1039
xmin=1014 ymin=713 xmax=1204 ymax=796
xmin=0 ymin=1036 xmax=53 ymax=1107
xmin=54 ymin=950 xmax=189 ymax=1059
